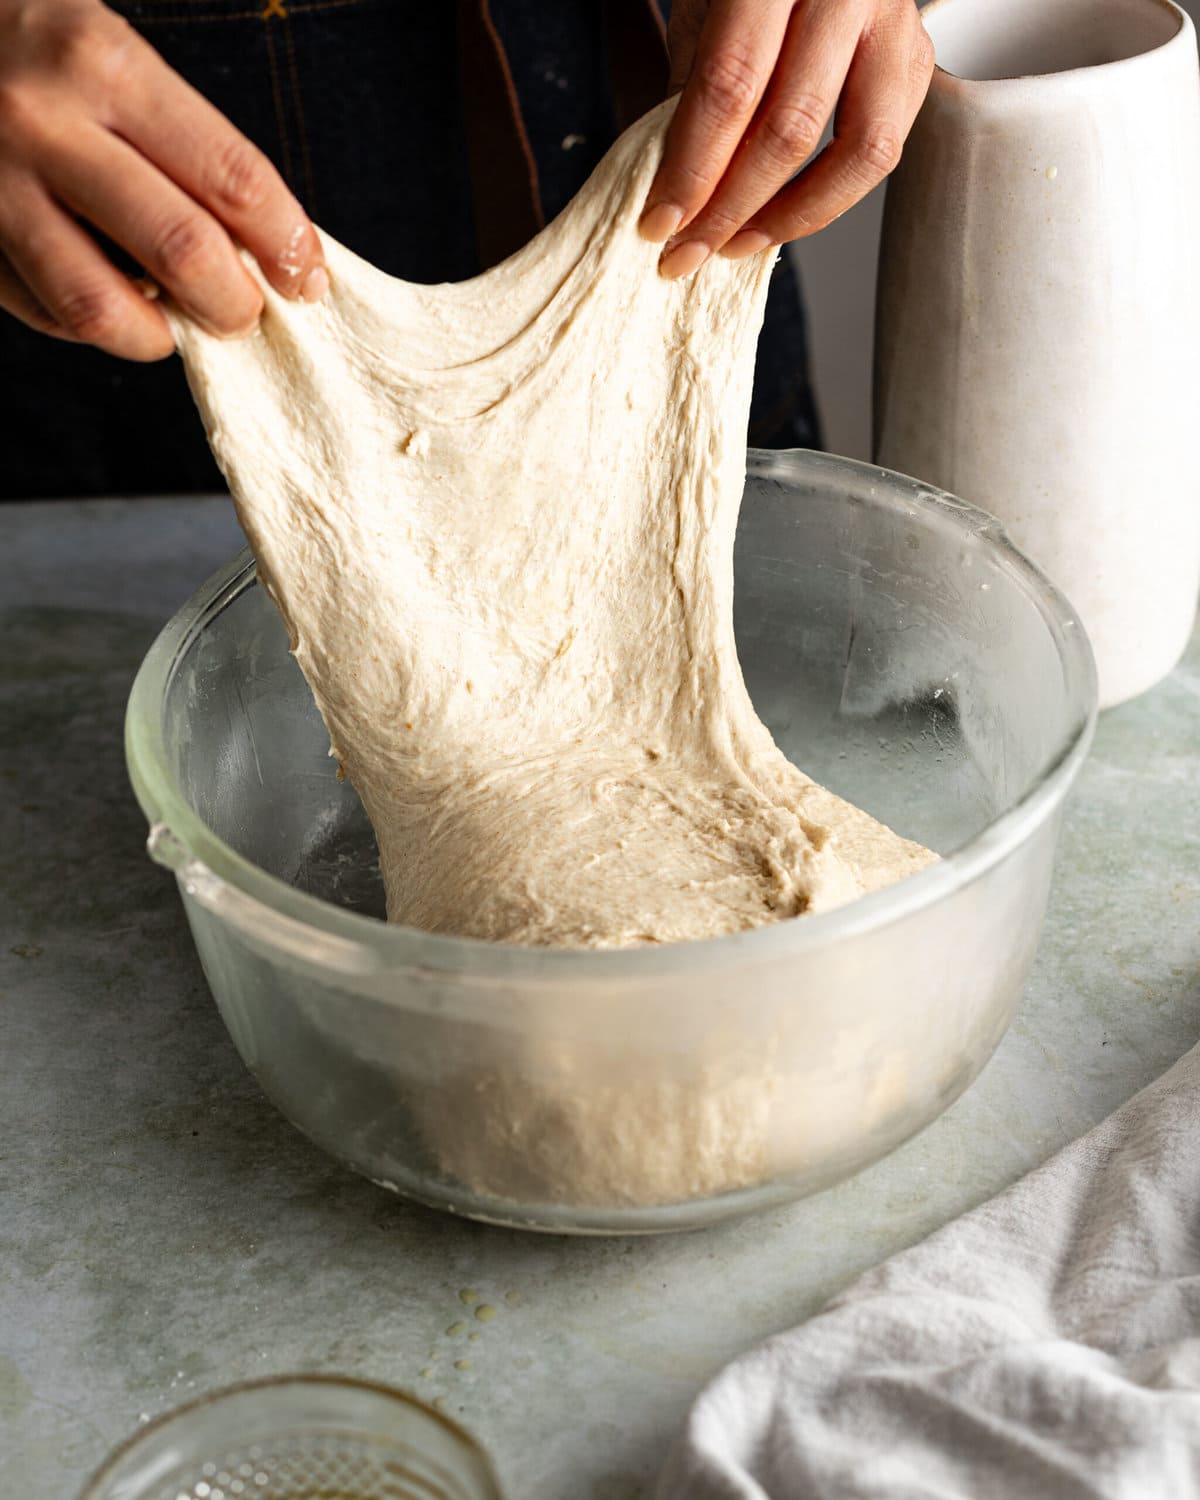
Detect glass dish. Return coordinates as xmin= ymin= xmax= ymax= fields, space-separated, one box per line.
xmin=125 ymin=450 xmax=1097 ymax=1233
xmin=79 ymin=1375 xmax=502 ymax=1500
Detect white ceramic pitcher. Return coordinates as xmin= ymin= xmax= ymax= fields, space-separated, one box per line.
xmin=874 ymin=0 xmax=1200 ymax=708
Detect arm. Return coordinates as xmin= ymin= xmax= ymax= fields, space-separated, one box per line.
xmin=0 ymin=0 xmax=326 ymax=359
xmin=641 ymin=0 xmax=934 ymax=277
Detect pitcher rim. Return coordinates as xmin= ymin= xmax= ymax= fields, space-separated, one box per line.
xmin=921 ymin=0 xmax=1190 ymax=91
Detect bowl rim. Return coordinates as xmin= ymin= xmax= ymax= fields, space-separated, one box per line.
xmin=124 ymin=448 xmax=1098 ymax=985
xmin=78 ymin=1372 xmax=502 ymax=1498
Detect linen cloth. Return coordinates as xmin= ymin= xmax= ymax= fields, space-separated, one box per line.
xmin=660 ymin=1042 xmax=1200 ymax=1499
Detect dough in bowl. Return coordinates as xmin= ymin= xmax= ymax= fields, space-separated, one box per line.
xmin=173 ymin=98 xmax=933 ymax=951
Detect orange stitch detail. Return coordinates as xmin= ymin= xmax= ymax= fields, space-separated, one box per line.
xmin=260 ymin=0 xmax=287 ymax=16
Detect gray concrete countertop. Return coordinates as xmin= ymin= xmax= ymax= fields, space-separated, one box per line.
xmin=3 ymin=497 xmax=1198 ymax=1499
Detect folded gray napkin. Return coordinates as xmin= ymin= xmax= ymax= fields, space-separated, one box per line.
xmin=660 ymin=1042 xmax=1200 ymax=1499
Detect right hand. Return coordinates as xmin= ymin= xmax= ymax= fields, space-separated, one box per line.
xmin=0 ymin=0 xmax=327 ymax=360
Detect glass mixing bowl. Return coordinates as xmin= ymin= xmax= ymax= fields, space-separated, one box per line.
xmin=125 ymin=450 xmax=1096 ymax=1234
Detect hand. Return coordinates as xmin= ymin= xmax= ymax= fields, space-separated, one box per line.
xmin=640 ymin=0 xmax=934 ymax=278
xmin=0 ymin=0 xmax=326 ymax=359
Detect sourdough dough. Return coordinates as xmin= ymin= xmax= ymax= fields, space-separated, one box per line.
xmin=174 ymin=99 xmax=933 ymax=950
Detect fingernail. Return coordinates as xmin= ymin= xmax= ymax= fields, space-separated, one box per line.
xmin=209 ymin=313 xmax=261 ymax=341
xmin=659 ymin=240 xmax=710 ymax=280
xmin=720 ymin=230 xmax=773 ymax=261
xmin=300 ymin=265 xmax=329 ymax=303
xmin=639 ymin=201 xmax=684 ymax=243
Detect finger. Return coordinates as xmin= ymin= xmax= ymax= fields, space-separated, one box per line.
xmin=109 ymin=50 xmax=326 ymax=301
xmin=670 ymin=0 xmax=865 ymax=261
xmin=640 ymin=0 xmax=791 ymax=245
xmin=735 ymin=11 xmax=933 ymax=246
xmin=666 ymin=0 xmax=712 ymax=93
xmin=37 ymin=121 xmax=264 ymax=337
xmin=0 ymin=176 xmax=174 ymax=359
xmin=0 ymin=251 xmax=78 ymax=341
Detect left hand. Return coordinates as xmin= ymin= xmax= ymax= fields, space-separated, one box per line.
xmin=640 ymin=0 xmax=934 ymax=278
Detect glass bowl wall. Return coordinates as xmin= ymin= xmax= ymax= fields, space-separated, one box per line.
xmin=125 ymin=451 xmax=1096 ymax=1233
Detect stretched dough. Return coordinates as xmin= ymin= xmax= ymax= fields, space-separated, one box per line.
xmin=174 ymin=100 xmax=933 ymax=950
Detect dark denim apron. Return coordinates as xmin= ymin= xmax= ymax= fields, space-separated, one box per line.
xmin=1 ymin=0 xmax=819 ymax=498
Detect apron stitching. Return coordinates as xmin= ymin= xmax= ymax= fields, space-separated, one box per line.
xmin=134 ymin=8 xmax=261 ymax=20
xmin=282 ymin=17 xmax=317 ymax=214
xmin=280 ymin=0 xmax=377 ymax=10
xmin=133 ymin=0 xmax=376 ymax=23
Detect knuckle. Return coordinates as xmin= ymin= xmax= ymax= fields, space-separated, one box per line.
xmin=0 ymin=80 xmax=38 ymax=140
xmin=759 ymin=95 xmax=825 ymax=164
xmin=56 ymin=281 xmax=121 ymax=342
xmin=1 ymin=270 xmax=62 ymax=334
xmin=210 ymin=136 xmax=272 ymax=212
xmin=36 ymin=4 xmax=132 ymax=83
xmin=88 ymin=22 xmax=137 ymax=90
xmin=663 ymin=153 xmax=716 ymax=199
xmin=684 ymin=205 xmax=740 ymax=244
xmin=912 ymin=29 xmax=936 ymax=84
xmin=703 ymin=207 xmax=744 ymax=238
xmin=696 ymin=44 xmax=761 ymax=118
xmin=25 ymin=299 xmax=63 ymax=335
xmin=152 ymin=212 xmax=221 ymax=281
xmin=854 ymin=122 xmax=904 ymax=179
